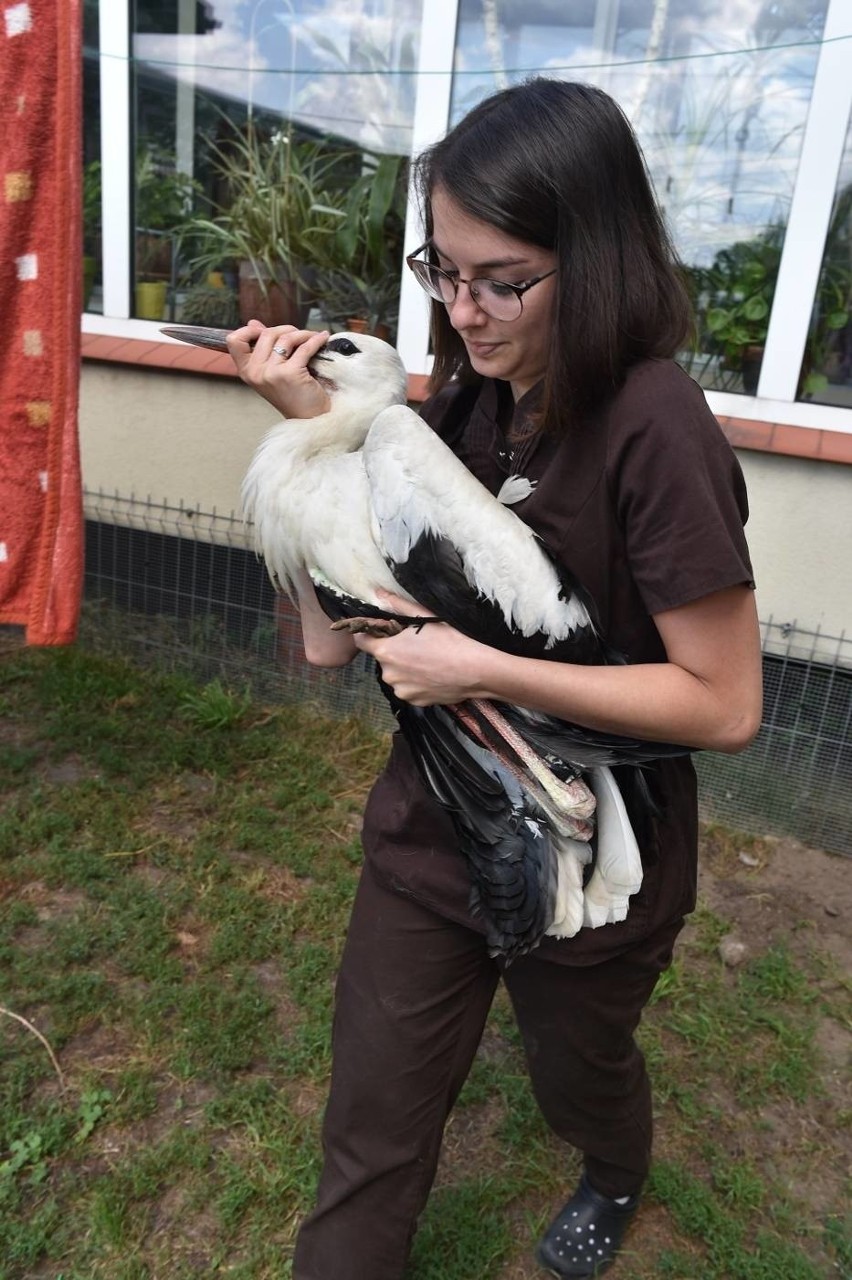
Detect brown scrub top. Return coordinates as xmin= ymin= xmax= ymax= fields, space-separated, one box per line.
xmin=361 ymin=359 xmax=755 ymax=965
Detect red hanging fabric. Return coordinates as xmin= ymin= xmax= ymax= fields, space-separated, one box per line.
xmin=0 ymin=0 xmax=84 ymax=645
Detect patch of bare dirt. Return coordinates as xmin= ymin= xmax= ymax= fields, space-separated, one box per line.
xmin=40 ymin=754 xmax=102 ymax=786
xmin=0 ymin=717 xmax=43 ymax=750
xmin=435 ymin=1096 xmax=508 ymax=1190
xmin=288 ymin=1077 xmax=327 ymax=1120
xmin=252 ymin=862 xmax=309 ymax=904
xmin=697 ymin=832 xmax=852 ymax=971
xmin=19 ymin=880 xmax=89 ymax=913
xmin=252 ymin=958 xmax=302 ymax=1040
xmin=147 ymin=1182 xmax=221 ymax=1266
xmin=135 ymin=770 xmax=219 ymax=842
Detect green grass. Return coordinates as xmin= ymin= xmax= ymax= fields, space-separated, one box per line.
xmin=0 ymin=644 xmax=849 ymax=1279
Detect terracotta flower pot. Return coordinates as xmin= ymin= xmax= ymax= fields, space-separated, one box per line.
xmin=238 ymin=262 xmax=309 ymax=328
xmin=346 ymin=317 xmax=391 ymax=342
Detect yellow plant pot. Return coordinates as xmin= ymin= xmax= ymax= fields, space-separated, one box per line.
xmin=135 ymin=281 xmax=168 ymax=321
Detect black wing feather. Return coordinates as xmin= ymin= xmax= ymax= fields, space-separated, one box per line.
xmin=388 ymin=530 xmax=607 ymax=665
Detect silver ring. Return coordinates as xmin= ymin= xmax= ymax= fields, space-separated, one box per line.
xmin=272 ymin=344 xmax=288 ymax=358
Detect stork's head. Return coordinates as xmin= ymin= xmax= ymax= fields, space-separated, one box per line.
xmin=309 ymin=332 xmax=408 ymax=418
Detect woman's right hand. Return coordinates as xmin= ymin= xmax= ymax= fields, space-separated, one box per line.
xmin=226 ymin=320 xmax=332 ymax=419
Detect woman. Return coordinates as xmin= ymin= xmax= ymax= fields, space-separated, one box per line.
xmin=228 ymin=79 xmax=762 ymax=1280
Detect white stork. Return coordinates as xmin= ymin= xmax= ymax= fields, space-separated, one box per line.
xmin=164 ymin=326 xmax=683 ymax=960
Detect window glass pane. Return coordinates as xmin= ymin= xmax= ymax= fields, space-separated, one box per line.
xmin=131 ymin=0 xmax=421 ymax=338
xmin=451 ymin=0 xmax=829 ymax=394
xmin=799 ymin=110 xmax=852 ymax=407
xmin=83 ymin=0 xmax=101 ymax=313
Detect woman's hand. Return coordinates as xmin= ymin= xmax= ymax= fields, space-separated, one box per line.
xmin=352 ymin=592 xmax=490 ymax=706
xmin=226 ymin=320 xmax=331 ymax=419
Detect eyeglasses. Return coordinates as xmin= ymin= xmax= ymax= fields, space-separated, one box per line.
xmin=406 ymin=241 xmax=556 ymax=322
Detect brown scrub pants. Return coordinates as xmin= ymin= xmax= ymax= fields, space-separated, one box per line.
xmin=292 ymin=862 xmax=682 ymax=1280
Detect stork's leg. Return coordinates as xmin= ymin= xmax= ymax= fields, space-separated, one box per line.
xmin=448 ymin=700 xmax=595 ymax=842
xmin=445 ymin=706 xmax=591 ymax=834
xmin=470 ymin=699 xmax=598 ymax=821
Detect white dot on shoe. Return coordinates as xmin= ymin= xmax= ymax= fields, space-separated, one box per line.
xmin=604 ymin=1236 xmax=611 ymax=1244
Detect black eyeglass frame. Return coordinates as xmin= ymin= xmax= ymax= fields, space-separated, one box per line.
xmin=405 ymin=240 xmax=557 ymax=319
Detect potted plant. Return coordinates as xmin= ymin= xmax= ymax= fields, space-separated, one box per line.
xmin=687 ymin=224 xmax=783 ymax=393
xmin=311 ymin=151 xmax=406 ymax=340
xmin=135 ymin=147 xmax=200 ymax=320
xmin=177 ymin=279 xmax=240 ymax=328
xmin=686 ymin=214 xmax=850 ymax=397
xmin=180 ymin=123 xmax=349 ymax=327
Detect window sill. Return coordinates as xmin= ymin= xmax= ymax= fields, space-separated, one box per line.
xmin=80 ymin=334 xmax=852 ymax=465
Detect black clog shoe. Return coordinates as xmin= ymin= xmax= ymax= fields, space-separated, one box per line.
xmin=536 ymin=1172 xmax=640 ymax=1277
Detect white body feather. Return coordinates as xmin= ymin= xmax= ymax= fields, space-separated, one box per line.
xmin=243 ymin=437 xmax=406 ymax=604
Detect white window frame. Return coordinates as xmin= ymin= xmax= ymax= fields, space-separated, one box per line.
xmin=96 ymin=1 xmax=131 ymax=320
xmin=84 ymin=0 xmax=852 ymax=435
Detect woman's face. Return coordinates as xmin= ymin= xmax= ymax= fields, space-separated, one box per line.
xmin=429 ymin=185 xmax=557 ymax=401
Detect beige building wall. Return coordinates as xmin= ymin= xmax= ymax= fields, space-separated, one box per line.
xmin=80 ymin=364 xmax=276 ymax=524
xmin=737 ymin=451 xmax=852 ymax=658
xmin=79 ymin=365 xmax=852 ymax=651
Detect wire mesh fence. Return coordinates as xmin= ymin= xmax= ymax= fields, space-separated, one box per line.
xmin=81 ymin=491 xmax=851 ymax=857
xmin=81 ymin=491 xmax=393 ymax=728
xmin=696 ymin=620 xmax=851 ymax=856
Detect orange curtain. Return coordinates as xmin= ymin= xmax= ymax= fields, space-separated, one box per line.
xmin=0 ymin=0 xmax=84 ymax=645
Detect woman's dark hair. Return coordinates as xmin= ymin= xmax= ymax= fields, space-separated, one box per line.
xmin=413 ymin=78 xmax=692 ymax=435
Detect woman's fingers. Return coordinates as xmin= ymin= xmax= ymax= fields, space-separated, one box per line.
xmin=227 ymin=323 xmax=332 ymax=418
xmin=226 ymin=319 xmax=267 ymax=371
xmin=262 ymin=326 xmax=328 ymax=365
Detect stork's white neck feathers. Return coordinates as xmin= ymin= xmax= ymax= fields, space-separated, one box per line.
xmin=240 ymin=333 xmax=409 ymax=599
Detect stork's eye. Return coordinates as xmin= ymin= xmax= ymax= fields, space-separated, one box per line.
xmin=326 ymin=338 xmax=361 ymax=356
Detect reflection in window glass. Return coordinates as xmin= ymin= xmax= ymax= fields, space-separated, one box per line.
xmin=451 ymin=0 xmax=829 ymax=394
xmin=800 ymin=112 xmax=852 ymax=407
xmin=131 ymin=0 xmax=422 ymax=338
xmin=82 ymin=0 xmax=101 ymax=313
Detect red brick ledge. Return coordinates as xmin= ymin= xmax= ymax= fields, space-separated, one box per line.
xmin=714 ymin=415 xmax=852 ymax=464
xmin=81 ymin=335 xmax=850 ymax=465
